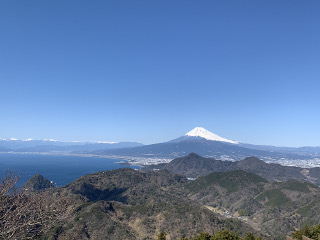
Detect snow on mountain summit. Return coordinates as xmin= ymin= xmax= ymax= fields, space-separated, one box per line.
xmin=185 ymin=127 xmax=238 ymax=144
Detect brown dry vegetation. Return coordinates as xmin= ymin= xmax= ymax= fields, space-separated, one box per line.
xmin=0 ymin=172 xmax=73 ymax=239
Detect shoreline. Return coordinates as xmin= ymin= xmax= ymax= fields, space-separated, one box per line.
xmin=0 ymin=151 xmax=171 ymax=168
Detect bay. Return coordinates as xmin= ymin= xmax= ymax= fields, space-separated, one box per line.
xmin=0 ymin=153 xmax=139 ymax=187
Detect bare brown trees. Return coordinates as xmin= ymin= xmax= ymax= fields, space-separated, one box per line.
xmin=0 ymin=172 xmax=71 ymax=239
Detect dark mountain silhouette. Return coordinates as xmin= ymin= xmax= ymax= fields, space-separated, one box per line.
xmin=24 ymin=174 xmax=55 ymax=192
xmin=142 ymin=153 xmax=320 ymax=184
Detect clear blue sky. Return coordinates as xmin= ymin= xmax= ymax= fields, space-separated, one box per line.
xmin=0 ymin=1 xmax=319 ymax=147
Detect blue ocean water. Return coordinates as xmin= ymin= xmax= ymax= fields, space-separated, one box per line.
xmin=0 ymin=153 xmax=139 ymax=187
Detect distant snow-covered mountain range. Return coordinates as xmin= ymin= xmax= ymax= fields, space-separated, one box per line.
xmin=0 ymin=138 xmax=143 ymax=152
xmin=1 ymin=127 xmax=320 ymax=167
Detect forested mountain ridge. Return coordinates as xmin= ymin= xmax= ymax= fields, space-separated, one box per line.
xmin=186 ymin=170 xmax=320 ymax=239
xmin=142 ymin=153 xmax=320 ymax=184
xmin=28 ymin=169 xmax=257 ymax=240
xmin=3 ymin=161 xmax=320 ymax=239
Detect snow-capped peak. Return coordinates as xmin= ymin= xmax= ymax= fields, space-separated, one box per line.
xmin=185 ymin=127 xmax=238 ymax=144
xmin=96 ymin=141 xmax=118 ymax=144
xmin=23 ymin=138 xmax=34 ymax=141
xmin=43 ymin=139 xmax=58 ymax=142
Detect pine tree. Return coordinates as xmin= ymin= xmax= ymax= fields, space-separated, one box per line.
xmin=244 ymin=232 xmax=255 ymax=240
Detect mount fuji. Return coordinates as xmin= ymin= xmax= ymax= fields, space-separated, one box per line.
xmin=91 ymin=127 xmax=319 ymax=165
xmin=2 ymin=127 xmax=320 ymax=166
xmin=172 ymin=127 xmax=238 ymax=144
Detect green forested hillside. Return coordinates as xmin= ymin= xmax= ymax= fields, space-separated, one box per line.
xmin=3 ymin=166 xmax=320 ymax=239
xmin=42 ymin=168 xmax=258 ymax=240
xmin=186 ymin=170 xmax=320 ymax=239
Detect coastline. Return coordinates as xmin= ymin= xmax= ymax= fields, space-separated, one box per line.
xmin=0 ymin=151 xmax=171 ymax=167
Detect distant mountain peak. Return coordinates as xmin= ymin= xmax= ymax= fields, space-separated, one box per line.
xmin=185 ymin=127 xmax=238 ymax=144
